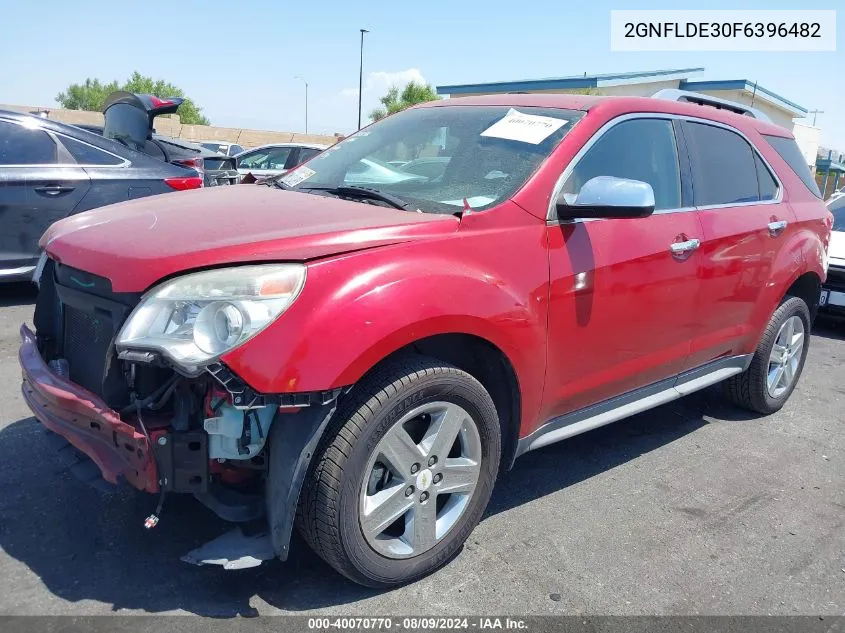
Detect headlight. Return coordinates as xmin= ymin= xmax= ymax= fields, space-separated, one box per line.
xmin=116 ymin=264 xmax=306 ymax=374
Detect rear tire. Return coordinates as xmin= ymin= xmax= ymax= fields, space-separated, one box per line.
xmin=723 ymin=296 xmax=811 ymax=414
xmin=295 ymin=355 xmax=501 ymax=587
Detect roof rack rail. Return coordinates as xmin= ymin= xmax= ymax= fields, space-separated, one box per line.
xmin=652 ymin=89 xmax=772 ymax=123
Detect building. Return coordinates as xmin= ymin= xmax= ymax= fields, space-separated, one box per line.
xmin=436 ymin=68 xmax=816 ymax=167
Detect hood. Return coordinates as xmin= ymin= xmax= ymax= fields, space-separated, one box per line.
xmin=43 ymin=185 xmax=459 ymax=292
xmin=830 ymin=230 xmax=845 ymax=266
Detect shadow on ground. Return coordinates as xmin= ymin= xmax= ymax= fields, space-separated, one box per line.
xmin=812 ymin=315 xmax=845 ymax=342
xmin=0 ymin=282 xmax=37 ymax=308
xmin=0 ymin=382 xmax=744 ymax=616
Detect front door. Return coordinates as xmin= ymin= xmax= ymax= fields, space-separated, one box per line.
xmin=542 ymin=116 xmax=703 ymax=422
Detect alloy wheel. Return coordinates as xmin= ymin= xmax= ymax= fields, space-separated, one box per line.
xmin=766 ymin=315 xmax=805 ymax=398
xmin=359 ymin=401 xmax=482 ymax=559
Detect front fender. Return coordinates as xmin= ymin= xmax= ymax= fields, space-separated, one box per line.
xmin=222 ymin=230 xmax=549 ymax=430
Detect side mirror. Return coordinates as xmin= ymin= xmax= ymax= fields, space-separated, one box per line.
xmin=556 ymin=176 xmax=656 ymax=220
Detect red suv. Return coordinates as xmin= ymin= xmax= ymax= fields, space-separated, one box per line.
xmin=21 ymin=91 xmax=831 ymax=587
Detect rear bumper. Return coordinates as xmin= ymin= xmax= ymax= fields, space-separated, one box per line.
xmin=19 ymin=324 xmax=158 ymax=493
xmin=821 ymin=265 xmax=845 ymax=315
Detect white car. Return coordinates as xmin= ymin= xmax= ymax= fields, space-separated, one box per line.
xmin=198 ymin=141 xmax=245 ymax=157
xmin=235 ymin=143 xmax=327 ymax=180
xmin=820 ymin=195 xmax=845 ymax=314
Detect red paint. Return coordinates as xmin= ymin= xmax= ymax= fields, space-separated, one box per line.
xmin=35 ymin=94 xmax=830 ymax=453
xmin=149 ymin=96 xmax=175 ymax=108
xmin=19 ymin=325 xmax=158 ymax=492
xmin=163 ymin=176 xmax=203 ymax=191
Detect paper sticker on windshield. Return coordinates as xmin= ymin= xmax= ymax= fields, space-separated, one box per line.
xmin=280 ymin=166 xmax=316 ymax=188
xmin=480 ymin=109 xmax=567 ymax=145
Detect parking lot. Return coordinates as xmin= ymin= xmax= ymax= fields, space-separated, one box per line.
xmin=0 ymin=281 xmax=843 ymax=617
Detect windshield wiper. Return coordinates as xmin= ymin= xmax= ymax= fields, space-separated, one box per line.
xmin=268 ymin=177 xmax=292 ymax=190
xmin=300 ymin=185 xmax=417 ymax=211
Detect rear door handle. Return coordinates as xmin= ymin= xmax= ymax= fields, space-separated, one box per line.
xmin=34 ymin=185 xmax=75 ymax=196
xmin=670 ymin=238 xmax=700 ymax=255
xmin=768 ymin=220 xmax=788 ymax=236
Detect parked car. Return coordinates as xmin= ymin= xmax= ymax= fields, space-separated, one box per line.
xmin=0 ymin=110 xmax=201 ymax=282
xmin=198 ymin=141 xmax=245 ymax=157
xmin=819 ymin=194 xmax=845 ymax=314
xmin=101 ymin=92 xmax=240 ymax=187
xmin=21 ymin=90 xmax=830 ymax=587
xmin=235 ymin=142 xmax=326 ymax=181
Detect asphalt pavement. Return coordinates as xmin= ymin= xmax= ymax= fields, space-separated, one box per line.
xmin=0 ymin=281 xmax=843 ymax=616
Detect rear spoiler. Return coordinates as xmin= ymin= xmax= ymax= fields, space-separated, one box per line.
xmin=102 ymin=91 xmax=184 ymax=135
xmin=652 ymin=89 xmax=772 ymax=123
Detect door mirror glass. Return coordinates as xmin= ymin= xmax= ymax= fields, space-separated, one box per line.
xmin=556 ymin=176 xmax=655 ymax=220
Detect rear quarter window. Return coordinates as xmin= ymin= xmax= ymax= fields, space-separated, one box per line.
xmin=59 ymin=136 xmax=124 ymax=166
xmin=763 ymin=134 xmax=821 ymax=198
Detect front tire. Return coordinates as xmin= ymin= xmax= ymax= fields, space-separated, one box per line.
xmin=724 ymin=296 xmax=811 ymax=414
xmin=295 ymin=356 xmax=501 ymax=587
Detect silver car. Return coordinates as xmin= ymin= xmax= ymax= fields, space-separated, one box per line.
xmin=235 ymin=142 xmax=327 ymax=180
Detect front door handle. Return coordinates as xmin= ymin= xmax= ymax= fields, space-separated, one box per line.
xmin=670 ymin=238 xmax=701 ymax=255
xmin=768 ymin=220 xmax=788 ymax=236
xmin=34 ymin=185 xmax=75 ymax=196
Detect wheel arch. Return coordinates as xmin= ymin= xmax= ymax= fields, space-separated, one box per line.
xmin=343 ymin=332 xmax=523 ymax=472
xmin=783 ymin=270 xmax=822 ymax=318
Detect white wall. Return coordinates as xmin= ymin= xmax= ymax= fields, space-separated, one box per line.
xmin=792 ymin=122 xmax=821 ymax=170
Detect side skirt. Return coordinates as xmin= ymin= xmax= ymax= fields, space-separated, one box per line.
xmin=516 ymin=354 xmax=752 ymax=457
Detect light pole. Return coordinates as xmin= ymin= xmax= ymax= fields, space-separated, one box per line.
xmin=808 ymin=109 xmax=824 ymax=126
xmin=358 ymin=28 xmax=369 ymax=130
xmin=294 ymin=76 xmax=308 ymax=133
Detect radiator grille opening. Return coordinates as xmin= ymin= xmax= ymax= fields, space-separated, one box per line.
xmin=63 ymin=305 xmax=112 ymax=396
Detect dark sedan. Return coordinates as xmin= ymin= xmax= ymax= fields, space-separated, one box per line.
xmin=0 ymin=110 xmax=201 ymax=282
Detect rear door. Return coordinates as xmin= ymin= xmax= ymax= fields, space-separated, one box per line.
xmin=0 ymin=119 xmax=90 ymax=274
xmin=681 ymin=119 xmax=792 ymax=368
xmin=543 ymin=116 xmax=704 ymax=419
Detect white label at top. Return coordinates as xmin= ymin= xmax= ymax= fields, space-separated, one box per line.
xmin=610 ymin=10 xmax=836 ymax=52
xmin=480 ymin=109 xmax=568 ymax=145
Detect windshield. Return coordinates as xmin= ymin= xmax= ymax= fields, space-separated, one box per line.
xmin=201 ymin=142 xmax=225 ymax=153
xmin=830 ymin=197 xmax=845 ymax=232
xmin=280 ymin=105 xmax=582 ymax=213
xmin=103 ymin=103 xmax=149 ymax=152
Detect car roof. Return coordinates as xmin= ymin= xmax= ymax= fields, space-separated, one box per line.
xmin=417 ymin=93 xmax=792 ymax=138
xmin=0 ymin=109 xmax=112 ymax=142
xmin=243 ymin=142 xmax=328 ymax=151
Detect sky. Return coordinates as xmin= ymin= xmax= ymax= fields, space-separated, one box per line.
xmin=0 ymin=0 xmax=841 ymax=147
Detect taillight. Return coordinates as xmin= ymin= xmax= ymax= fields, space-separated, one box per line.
xmin=164 ymin=176 xmax=204 ymax=191
xmin=173 ymin=157 xmax=204 ymax=175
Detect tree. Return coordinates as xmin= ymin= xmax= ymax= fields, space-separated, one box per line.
xmin=56 ymin=72 xmax=210 ymax=125
xmin=369 ymin=81 xmax=440 ymax=122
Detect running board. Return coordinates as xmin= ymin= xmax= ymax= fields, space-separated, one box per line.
xmin=516 ymin=354 xmax=752 ymax=456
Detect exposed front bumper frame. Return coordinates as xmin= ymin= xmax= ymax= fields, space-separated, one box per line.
xmin=19 ymin=324 xmax=158 ymax=493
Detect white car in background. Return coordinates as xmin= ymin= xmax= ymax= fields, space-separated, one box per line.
xmin=820 ymin=195 xmax=845 ymax=315
xmin=235 ymin=143 xmax=327 ymax=181
xmin=198 ymin=141 xmax=245 ymax=157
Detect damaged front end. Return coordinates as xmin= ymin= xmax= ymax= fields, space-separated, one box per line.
xmin=22 ymin=257 xmax=340 ymax=563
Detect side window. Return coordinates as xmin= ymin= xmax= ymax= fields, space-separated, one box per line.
xmin=684 ymin=122 xmax=759 ymax=206
xmin=754 ymin=153 xmax=778 ymax=201
xmin=59 ymin=136 xmax=124 ymax=166
xmin=238 ymin=150 xmax=270 ymax=169
xmin=266 ymin=147 xmax=293 ymax=169
xmin=763 ymin=134 xmax=822 ymax=198
xmin=0 ymin=120 xmax=57 ymax=165
xmin=230 ymin=145 xmax=244 ymax=156
xmin=563 ymin=118 xmax=681 ymax=211
xmin=297 ymin=148 xmax=322 ymax=163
